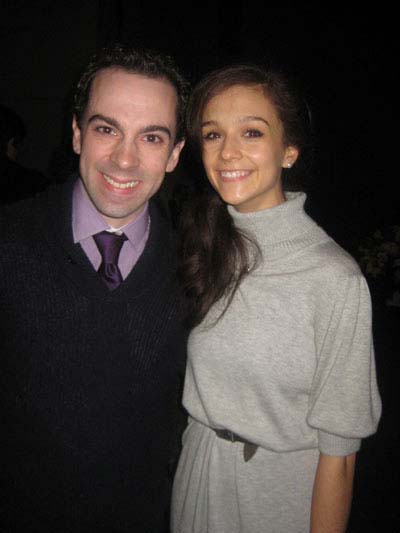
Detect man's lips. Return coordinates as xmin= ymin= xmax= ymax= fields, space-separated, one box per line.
xmin=102 ymin=173 xmax=140 ymax=189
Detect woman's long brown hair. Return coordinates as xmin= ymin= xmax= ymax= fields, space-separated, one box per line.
xmin=179 ymin=64 xmax=312 ymax=326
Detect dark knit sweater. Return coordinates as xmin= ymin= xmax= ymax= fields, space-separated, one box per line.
xmin=0 ymin=178 xmax=188 ymax=532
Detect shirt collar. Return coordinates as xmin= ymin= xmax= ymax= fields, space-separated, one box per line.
xmin=72 ymin=179 xmax=150 ymax=251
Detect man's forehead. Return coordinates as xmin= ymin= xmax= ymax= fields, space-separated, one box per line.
xmin=84 ymin=68 xmax=178 ymax=126
xmin=90 ymin=68 xmax=177 ymax=104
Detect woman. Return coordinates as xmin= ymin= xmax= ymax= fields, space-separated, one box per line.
xmin=171 ymin=65 xmax=381 ymax=532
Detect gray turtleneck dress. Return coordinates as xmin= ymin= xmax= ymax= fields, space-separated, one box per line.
xmin=171 ymin=192 xmax=381 ymax=533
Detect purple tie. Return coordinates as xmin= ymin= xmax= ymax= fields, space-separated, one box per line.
xmin=93 ymin=231 xmax=127 ymax=290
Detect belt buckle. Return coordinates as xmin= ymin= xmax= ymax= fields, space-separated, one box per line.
xmin=226 ymin=430 xmax=235 ymax=442
xmin=215 ymin=428 xmax=258 ymax=462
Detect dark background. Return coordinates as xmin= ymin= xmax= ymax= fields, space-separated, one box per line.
xmin=0 ymin=2 xmax=397 ymax=531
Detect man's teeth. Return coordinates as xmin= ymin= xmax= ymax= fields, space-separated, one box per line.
xmin=103 ymin=174 xmax=139 ymax=189
xmin=220 ymin=170 xmax=249 ymax=179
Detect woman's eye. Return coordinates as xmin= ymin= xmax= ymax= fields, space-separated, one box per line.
xmin=244 ymin=129 xmax=263 ymax=138
xmin=202 ymin=131 xmax=220 ymax=141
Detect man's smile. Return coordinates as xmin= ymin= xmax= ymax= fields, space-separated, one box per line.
xmin=103 ymin=173 xmax=140 ymax=189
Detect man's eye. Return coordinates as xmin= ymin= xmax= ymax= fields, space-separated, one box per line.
xmin=244 ymin=129 xmax=263 ymax=138
xmin=144 ymin=134 xmax=162 ymax=143
xmin=95 ymin=126 xmax=116 ymax=135
xmin=202 ymin=131 xmax=220 ymax=141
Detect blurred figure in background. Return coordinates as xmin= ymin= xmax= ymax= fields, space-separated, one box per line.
xmin=0 ymin=104 xmax=48 ymax=204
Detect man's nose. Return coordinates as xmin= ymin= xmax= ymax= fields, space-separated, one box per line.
xmin=220 ymin=135 xmax=242 ymax=161
xmin=110 ymin=139 xmax=139 ymax=170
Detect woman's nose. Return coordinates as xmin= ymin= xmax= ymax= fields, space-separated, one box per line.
xmin=220 ymin=135 xmax=242 ymax=160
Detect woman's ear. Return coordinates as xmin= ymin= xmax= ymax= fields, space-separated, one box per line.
xmin=283 ymin=145 xmax=299 ymax=168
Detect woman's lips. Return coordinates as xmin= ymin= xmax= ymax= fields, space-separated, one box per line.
xmin=218 ymin=170 xmax=252 ymax=181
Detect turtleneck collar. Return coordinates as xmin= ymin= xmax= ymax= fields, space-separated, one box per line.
xmin=227 ymin=191 xmax=328 ymax=260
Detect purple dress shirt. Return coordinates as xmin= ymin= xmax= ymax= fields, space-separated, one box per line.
xmin=72 ymin=180 xmax=150 ymax=279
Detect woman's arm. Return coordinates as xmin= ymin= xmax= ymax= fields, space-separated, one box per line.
xmin=310 ymin=452 xmax=356 ymax=533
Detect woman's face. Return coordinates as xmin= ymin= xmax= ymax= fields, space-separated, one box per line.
xmin=201 ymin=84 xmax=298 ymax=212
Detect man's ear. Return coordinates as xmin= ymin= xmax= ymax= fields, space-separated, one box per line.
xmin=166 ymin=139 xmax=185 ymax=173
xmin=72 ymin=116 xmax=82 ymax=155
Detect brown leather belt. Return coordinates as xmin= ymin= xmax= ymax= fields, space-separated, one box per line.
xmin=214 ymin=429 xmax=258 ymax=462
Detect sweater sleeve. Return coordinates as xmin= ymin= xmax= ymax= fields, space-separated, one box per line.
xmin=307 ymin=272 xmax=382 ymax=456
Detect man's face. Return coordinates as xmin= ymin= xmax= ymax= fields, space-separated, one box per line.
xmin=72 ymin=68 xmax=184 ymax=227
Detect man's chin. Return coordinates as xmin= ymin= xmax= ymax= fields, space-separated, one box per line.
xmin=98 ymin=205 xmax=146 ymax=228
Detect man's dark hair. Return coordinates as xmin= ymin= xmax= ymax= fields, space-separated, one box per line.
xmin=73 ymin=44 xmax=189 ymax=143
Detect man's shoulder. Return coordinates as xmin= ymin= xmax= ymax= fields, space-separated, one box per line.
xmin=136 ymin=200 xmax=180 ymax=283
xmin=0 ymin=195 xmax=36 ymax=235
xmin=148 ymin=198 xmax=178 ymax=248
xmin=0 ymin=178 xmax=74 ymax=241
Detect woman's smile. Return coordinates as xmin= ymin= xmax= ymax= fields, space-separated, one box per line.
xmin=218 ymin=169 xmax=252 ymax=181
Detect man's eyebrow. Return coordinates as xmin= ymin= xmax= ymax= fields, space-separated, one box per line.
xmin=87 ymin=114 xmax=121 ymax=129
xmin=139 ymin=124 xmax=172 ymax=139
xmin=86 ymin=114 xmax=172 ymax=139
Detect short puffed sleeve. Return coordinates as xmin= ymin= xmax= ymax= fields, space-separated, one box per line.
xmin=307 ymin=273 xmax=382 ymax=456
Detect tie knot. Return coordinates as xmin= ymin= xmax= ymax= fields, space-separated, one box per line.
xmin=93 ymin=231 xmax=127 ymax=264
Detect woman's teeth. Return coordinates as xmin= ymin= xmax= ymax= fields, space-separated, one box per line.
xmin=220 ymin=170 xmax=249 ymax=179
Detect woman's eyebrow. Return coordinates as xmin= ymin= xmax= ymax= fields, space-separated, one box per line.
xmin=238 ymin=115 xmax=270 ymax=126
xmin=201 ymin=119 xmax=218 ymax=128
xmin=201 ymin=116 xmax=270 ymax=128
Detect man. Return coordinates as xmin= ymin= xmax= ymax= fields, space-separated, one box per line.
xmin=0 ymin=45 xmax=188 ymax=532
